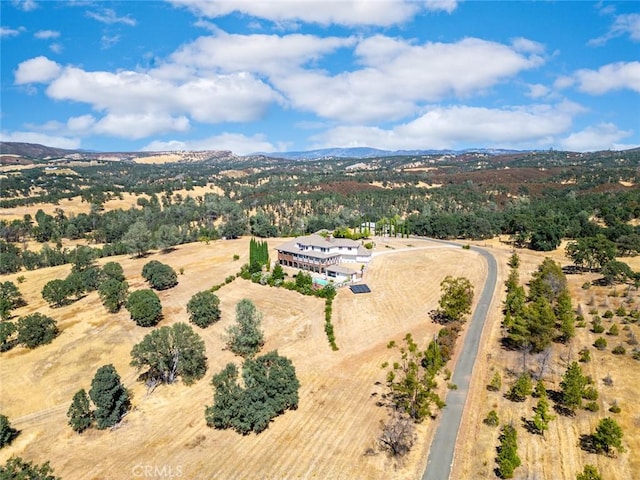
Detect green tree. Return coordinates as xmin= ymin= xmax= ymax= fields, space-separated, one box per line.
xmin=89 ymin=364 xmax=130 ymax=429
xmin=531 ymin=395 xmax=555 ymax=436
xmin=507 ymin=372 xmax=533 ymax=402
xmin=130 ymin=323 xmax=207 ymax=385
xmin=0 ymin=456 xmax=60 ymax=480
xmin=437 ymin=276 xmax=474 ymax=323
xmin=560 ymin=361 xmax=588 ymax=413
xmin=556 ymin=290 xmax=575 ymax=342
xmin=71 ymin=245 xmax=96 ymax=273
xmin=126 ymin=289 xmax=162 ymax=327
xmin=16 ymin=313 xmax=58 ymax=348
xmin=205 ymin=351 xmax=299 ymax=434
xmin=496 ymin=424 xmax=521 ymax=479
xmin=155 ymin=224 xmax=181 ymax=252
xmin=226 ymin=299 xmax=264 ymax=358
xmin=186 ymin=291 xmax=221 ymax=328
xmin=601 ymin=260 xmax=634 ymax=285
xmin=67 ymin=389 xmax=93 ymax=433
xmin=524 ymin=297 xmax=556 ymax=353
xmin=0 ymin=321 xmax=17 ymax=352
xmin=576 ymin=465 xmax=602 ymax=480
xmin=528 ymin=258 xmax=567 ymax=303
xmin=122 ymin=220 xmax=152 ymax=257
xmin=41 ymin=279 xmax=73 ymax=308
xmin=0 ymin=414 xmax=19 ymax=448
xmin=98 ymin=278 xmax=129 ymax=313
xmin=0 ymin=281 xmax=26 ymax=321
xmin=565 ymin=235 xmax=617 ymax=271
xmin=101 ymin=261 xmax=125 ymax=282
xmin=382 ymin=333 xmax=444 ymax=422
xmin=592 ymin=417 xmax=624 ymax=456
xmin=141 ymin=260 xmax=178 ymax=290
xmin=488 ymin=371 xmax=502 ymax=392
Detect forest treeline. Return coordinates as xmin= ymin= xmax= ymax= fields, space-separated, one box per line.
xmin=1 ymin=149 xmax=639 ymax=273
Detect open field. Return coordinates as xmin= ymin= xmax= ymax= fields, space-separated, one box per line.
xmin=0 ymin=236 xmax=488 ymax=479
xmin=452 ymin=238 xmax=639 ymax=480
xmin=0 ymin=185 xmax=225 ymax=221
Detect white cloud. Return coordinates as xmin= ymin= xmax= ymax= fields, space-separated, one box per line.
xmin=49 ymin=43 xmax=63 ymax=54
xmin=574 ymin=61 xmax=640 ymax=94
xmin=169 ymin=0 xmax=425 ymax=26
xmin=511 ymin=37 xmax=545 ymax=54
xmin=275 ymin=36 xmax=545 ymax=123
xmin=0 ymin=130 xmax=80 ymax=149
xmin=589 ymin=13 xmax=640 ymax=46
xmin=12 ymin=0 xmax=37 ymax=12
xmin=86 ymin=8 xmax=136 ymax=26
xmin=560 ymin=123 xmax=633 ymax=152
xmin=142 ymin=133 xmax=285 ymax=155
xmin=312 ymin=103 xmax=576 ymax=150
xmin=526 ymin=83 xmax=551 ymax=99
xmin=424 ymin=0 xmax=458 ymax=14
xmin=1 ymin=26 xmax=25 ymax=38
xmin=14 ymin=56 xmax=61 ymax=84
xmin=94 ymin=113 xmax=190 ymax=139
xmin=100 ymin=35 xmax=121 ymax=49
xmin=34 ymin=30 xmax=60 ymax=39
xmin=165 ymin=31 xmax=356 ymax=77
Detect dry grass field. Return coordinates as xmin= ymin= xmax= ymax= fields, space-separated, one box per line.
xmin=0 ymin=236 xmax=489 ymax=480
xmin=453 ymin=238 xmax=639 ymax=480
xmin=0 ymin=185 xmax=225 ymax=222
xmin=2 ymin=233 xmax=637 ymax=480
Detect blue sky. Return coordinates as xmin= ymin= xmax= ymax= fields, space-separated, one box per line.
xmin=1 ymin=0 xmax=639 ymax=155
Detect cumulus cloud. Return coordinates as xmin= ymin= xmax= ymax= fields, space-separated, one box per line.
xmin=142 ymin=133 xmax=286 ymax=155
xmin=574 ymin=61 xmax=640 ymax=94
xmin=275 ymin=36 xmax=545 ymax=123
xmin=166 ymin=31 xmax=356 ymax=77
xmin=560 ymin=123 xmax=633 ymax=152
xmin=169 ymin=0 xmax=430 ymax=26
xmin=14 ymin=56 xmax=61 ymax=84
xmin=94 ymin=113 xmax=190 ymax=139
xmin=589 ymin=13 xmax=640 ymax=46
xmin=312 ymin=103 xmax=577 ymax=150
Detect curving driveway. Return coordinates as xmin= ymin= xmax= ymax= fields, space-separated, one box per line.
xmin=421 ymin=242 xmax=498 ymax=480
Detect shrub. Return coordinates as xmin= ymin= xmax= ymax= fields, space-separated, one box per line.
xmin=488 ymin=371 xmax=502 ymax=392
xmin=609 ymin=401 xmax=621 ymax=414
xmin=582 ymin=386 xmax=598 ymax=401
xmin=0 ymin=457 xmax=60 ymax=479
xmin=126 ymin=289 xmax=162 ymax=327
xmin=612 ymin=345 xmax=626 ymax=355
xmin=506 ymin=373 xmax=532 ymax=402
xmin=576 ymin=464 xmax=602 ymax=480
xmin=483 ymin=409 xmax=499 ymax=426
xmin=16 ymin=313 xmax=58 ymax=348
xmin=67 ymin=389 xmax=93 ymax=433
xmin=593 ymin=337 xmax=607 ymax=350
xmin=496 ymin=424 xmax=520 ymax=479
xmin=607 ymin=324 xmax=619 ymax=336
xmin=579 ymin=347 xmax=591 ymax=363
xmin=584 ymin=401 xmax=599 ymax=412
xmin=603 ymin=310 xmax=614 ymax=319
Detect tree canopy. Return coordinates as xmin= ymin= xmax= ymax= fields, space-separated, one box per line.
xmin=130 ymin=323 xmax=207 ymax=385
xmin=89 ymin=364 xmax=130 ymax=429
xmin=226 ymin=299 xmax=264 ymax=358
xmin=126 ymin=289 xmax=162 ymax=327
xmin=436 ymin=276 xmax=474 ymax=323
xmin=141 ymin=260 xmax=178 ymax=290
xmin=16 ymin=313 xmax=58 ymax=349
xmin=186 ymin=291 xmax=221 ymax=328
xmin=205 ymin=351 xmax=299 ymax=434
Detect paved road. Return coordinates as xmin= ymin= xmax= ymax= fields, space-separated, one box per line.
xmin=422 ymin=243 xmax=498 ymax=480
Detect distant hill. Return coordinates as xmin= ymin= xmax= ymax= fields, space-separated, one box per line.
xmin=0 ymin=142 xmax=83 ymax=159
xmin=261 ymin=147 xmax=528 ymax=160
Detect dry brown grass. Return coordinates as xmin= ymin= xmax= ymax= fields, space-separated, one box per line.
xmin=452 ymin=238 xmax=639 ymax=480
xmin=0 ymin=236 xmax=489 ymax=479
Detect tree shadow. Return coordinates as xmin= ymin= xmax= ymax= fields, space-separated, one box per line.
xmin=521 ymin=416 xmax=541 ymax=435
xmin=579 ymin=434 xmax=598 ymax=454
xmin=159 ymin=247 xmax=177 ymax=255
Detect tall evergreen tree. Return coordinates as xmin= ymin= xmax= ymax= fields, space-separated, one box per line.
xmin=89 ymin=364 xmax=130 ymax=429
xmin=560 ymin=361 xmax=588 ymax=413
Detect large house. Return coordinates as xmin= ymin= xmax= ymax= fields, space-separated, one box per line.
xmin=276 ymin=234 xmax=371 ymax=280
